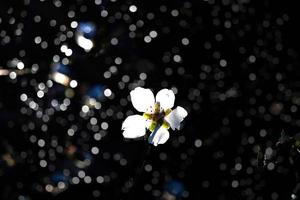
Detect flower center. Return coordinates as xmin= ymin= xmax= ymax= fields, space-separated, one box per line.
xmin=143 ymin=102 xmax=171 ymax=132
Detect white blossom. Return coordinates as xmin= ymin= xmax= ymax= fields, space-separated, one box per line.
xmin=121 ymin=87 xmax=188 ymax=146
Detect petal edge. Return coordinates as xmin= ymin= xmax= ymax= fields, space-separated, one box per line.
xmin=130 ymin=87 xmax=155 ymax=112
xmin=148 ymin=127 xmax=170 ymax=146
xmin=164 ymin=106 xmax=188 ymax=130
xmin=122 ymin=115 xmax=146 ymax=138
xmin=155 ymin=89 xmax=175 ymax=110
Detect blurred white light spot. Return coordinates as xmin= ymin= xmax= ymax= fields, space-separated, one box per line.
xmin=139 ymin=73 xmax=147 ymax=80
xmin=78 ymin=170 xmax=85 ymax=178
xmin=171 ymin=9 xmax=179 ymax=17
xmin=37 ymin=90 xmax=44 ymax=98
xmin=17 ymin=61 xmax=24 ymax=69
xmin=9 ymin=71 xmax=17 ymax=79
xmin=109 ymin=66 xmax=118 ymax=73
xmin=68 ymin=128 xmax=75 ymax=136
xmin=114 ymin=57 xmax=122 ymax=65
xmin=20 ymin=93 xmax=28 ymax=101
xmin=149 ymin=30 xmax=157 ymax=38
xmin=265 ymin=147 xmax=273 ymax=156
xmin=235 ymin=163 xmax=242 ymax=171
xmin=41 ymin=41 xmax=48 ymax=49
xmin=171 ymin=87 xmax=178 ymax=94
xmin=220 ymin=59 xmax=227 ymax=67
xmin=129 ymin=5 xmax=137 ymax=13
xmin=259 ymin=129 xmax=267 ymax=137
xmin=182 ymin=38 xmax=190 ymax=45
xmin=34 ymin=36 xmax=42 ymax=44
xmin=58 ymin=182 xmax=66 ymax=189
xmin=145 ymin=164 xmax=152 ymax=172
xmin=95 ymin=0 xmax=102 ymax=5
xmin=111 ymin=37 xmax=118 ymax=45
xmin=231 ymin=180 xmax=239 ymax=188
xmin=122 ymin=75 xmax=130 ymax=82
xmin=101 ymin=122 xmax=109 ymax=130
xmin=90 ymin=117 xmax=97 ymax=125
xmin=0 ymin=69 xmax=9 ymax=76
xmin=104 ymin=89 xmax=112 ymax=97
xmin=101 ymin=10 xmax=108 ymax=17
xmin=96 ymin=176 xmax=104 ymax=183
xmin=60 ymin=45 xmax=68 ymax=53
xmin=129 ymin=24 xmax=136 ymax=31
xmin=94 ymin=133 xmax=101 ymax=141
xmin=84 ymin=176 xmax=92 ymax=183
xmin=267 ymin=162 xmax=275 ymax=170
xmin=29 ymin=101 xmax=38 ymax=110
xmin=38 ymin=83 xmax=46 ymax=90
xmin=65 ymin=48 xmax=73 ymax=56
xmin=47 ymin=80 xmax=53 ymax=87
xmin=51 ymin=72 xmax=70 ymax=86
xmin=249 ymin=73 xmax=256 ymax=81
xmin=249 ymin=55 xmax=256 ymax=63
xmin=72 ymin=177 xmax=80 ymax=184
xmin=173 ymin=55 xmax=182 ymax=63
xmin=51 ymin=99 xmax=58 ymax=107
xmin=82 ymin=105 xmax=89 ymax=113
xmin=76 ymin=35 xmax=93 ymax=52
xmin=38 ymin=139 xmax=45 ymax=147
xmin=53 ymin=55 xmax=60 ymax=62
xmin=70 ymin=80 xmax=78 ymax=88
xmin=103 ymin=71 xmax=111 ymax=79
xmin=45 ymin=184 xmax=54 ymax=192
xmin=40 ymin=160 xmax=47 ymax=167
xmin=194 ymin=139 xmax=202 ymax=147
xmin=60 ymin=104 xmax=67 ymax=111
xmin=91 ymin=147 xmax=99 ymax=155
xmin=71 ymin=21 xmax=78 ymax=28
xmin=63 ymin=98 xmax=71 ymax=106
xmin=62 ymin=58 xmax=69 ymax=65
xmin=144 ymin=36 xmax=151 ymax=43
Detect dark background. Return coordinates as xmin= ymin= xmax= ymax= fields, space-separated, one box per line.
xmin=1 ymin=0 xmax=300 ymax=199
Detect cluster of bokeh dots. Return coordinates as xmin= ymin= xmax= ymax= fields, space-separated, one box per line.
xmin=1 ymin=0 xmax=300 ymax=199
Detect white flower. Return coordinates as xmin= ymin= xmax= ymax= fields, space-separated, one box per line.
xmin=121 ymin=87 xmax=188 ymax=146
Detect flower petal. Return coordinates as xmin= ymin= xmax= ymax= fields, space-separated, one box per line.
xmin=122 ymin=115 xmax=146 ymax=138
xmin=130 ymin=87 xmax=155 ymax=112
xmin=145 ymin=119 xmax=152 ymax=129
xmin=164 ymin=106 xmax=188 ymax=130
xmin=155 ymin=89 xmax=175 ymax=110
xmin=148 ymin=127 xmax=170 ymax=146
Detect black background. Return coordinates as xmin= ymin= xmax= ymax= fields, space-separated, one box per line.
xmin=1 ymin=0 xmax=300 ymax=199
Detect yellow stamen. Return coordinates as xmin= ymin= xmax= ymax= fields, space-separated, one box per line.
xmin=165 ymin=108 xmax=172 ymax=116
xmin=143 ymin=113 xmax=152 ymax=120
xmin=143 ymin=102 xmax=172 ymax=132
xmin=154 ymin=102 xmax=160 ymax=114
xmin=149 ymin=121 xmax=157 ymax=132
xmin=162 ymin=120 xmax=170 ymax=129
